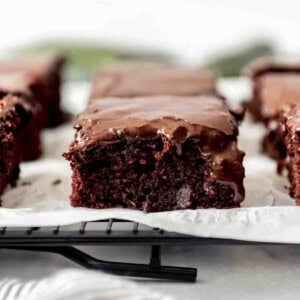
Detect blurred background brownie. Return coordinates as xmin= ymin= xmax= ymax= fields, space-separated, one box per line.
xmin=0 ymin=53 xmax=65 ymax=127
xmin=281 ymin=105 xmax=300 ymax=205
xmin=65 ymin=95 xmax=245 ymax=212
xmin=0 ymin=72 xmax=45 ymax=160
xmin=246 ymin=58 xmax=300 ymax=161
xmin=0 ymin=94 xmax=35 ymax=198
xmin=89 ymin=62 xmax=216 ymax=100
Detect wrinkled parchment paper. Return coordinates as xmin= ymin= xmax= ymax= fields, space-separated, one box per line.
xmin=1 ymin=79 xmax=299 ymax=243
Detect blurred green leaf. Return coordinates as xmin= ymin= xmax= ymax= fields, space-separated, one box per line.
xmin=13 ymin=40 xmax=170 ymax=80
xmin=205 ymin=41 xmax=275 ymax=77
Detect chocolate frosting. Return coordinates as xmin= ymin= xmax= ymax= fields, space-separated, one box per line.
xmin=258 ymin=73 xmax=300 ymax=118
xmin=89 ymin=63 xmax=215 ymax=100
xmin=0 ymin=72 xmax=41 ymax=98
xmin=73 ymin=95 xmax=237 ymax=149
xmin=0 ymin=53 xmax=65 ymax=78
xmin=245 ymin=57 xmax=300 ymax=78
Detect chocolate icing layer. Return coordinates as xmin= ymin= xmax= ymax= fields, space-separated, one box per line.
xmin=89 ymin=63 xmax=215 ymax=100
xmin=257 ymin=73 xmax=300 ymax=120
xmin=0 ymin=54 xmax=65 ymax=78
xmin=245 ymin=57 xmax=300 ymax=78
xmin=73 ymin=95 xmax=237 ymax=149
xmin=0 ymin=72 xmax=41 ymax=99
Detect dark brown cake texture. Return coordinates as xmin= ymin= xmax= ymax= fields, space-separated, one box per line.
xmin=0 ymin=94 xmax=35 ymax=197
xmin=64 ymin=95 xmax=245 ymax=212
xmin=0 ymin=72 xmax=45 ymax=160
xmin=281 ymin=105 xmax=300 ymax=205
xmin=0 ymin=53 xmax=65 ymax=127
xmin=246 ymin=58 xmax=300 ymax=161
xmin=89 ymin=62 xmax=216 ymax=101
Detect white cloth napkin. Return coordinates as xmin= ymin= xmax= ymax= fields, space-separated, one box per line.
xmin=0 ymin=269 xmax=173 ymax=300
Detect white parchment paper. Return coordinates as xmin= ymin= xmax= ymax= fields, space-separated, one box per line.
xmin=0 ymin=79 xmax=299 ymax=243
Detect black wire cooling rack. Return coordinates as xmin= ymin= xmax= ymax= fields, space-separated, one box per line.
xmin=0 ymin=219 xmax=296 ymax=282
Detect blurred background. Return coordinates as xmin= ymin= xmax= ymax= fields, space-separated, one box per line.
xmin=1 ymin=0 xmax=300 ymax=79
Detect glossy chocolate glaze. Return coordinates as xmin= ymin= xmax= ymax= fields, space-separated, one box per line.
xmin=74 ymin=95 xmax=237 ymax=147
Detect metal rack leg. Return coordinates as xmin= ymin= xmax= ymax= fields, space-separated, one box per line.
xmin=150 ymin=245 xmax=161 ymax=268
xmin=2 ymin=246 xmax=197 ymax=282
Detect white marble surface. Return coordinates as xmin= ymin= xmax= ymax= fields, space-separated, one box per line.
xmin=1 ymin=244 xmax=300 ymax=300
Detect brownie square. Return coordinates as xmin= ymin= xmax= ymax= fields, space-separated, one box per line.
xmin=0 ymin=53 xmax=65 ymax=127
xmin=0 ymin=94 xmax=35 ymax=197
xmin=89 ymin=63 xmax=216 ymax=101
xmin=0 ymin=72 xmax=44 ymax=160
xmin=64 ymin=95 xmax=245 ymax=212
xmin=247 ymin=59 xmax=300 ymax=160
xmin=281 ymin=105 xmax=300 ymax=205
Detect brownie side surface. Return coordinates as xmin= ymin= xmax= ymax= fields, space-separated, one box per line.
xmin=0 ymin=95 xmax=33 ymax=197
xmin=65 ymin=96 xmax=245 ymax=212
xmin=0 ymin=72 xmax=44 ymax=160
xmin=282 ymin=105 xmax=300 ymax=204
xmin=89 ymin=63 xmax=216 ymax=101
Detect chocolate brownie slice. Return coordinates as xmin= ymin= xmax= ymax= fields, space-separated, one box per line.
xmin=0 ymin=94 xmax=34 ymax=197
xmin=89 ymin=63 xmax=216 ymax=100
xmin=64 ymin=95 xmax=245 ymax=212
xmin=246 ymin=58 xmax=300 ymax=160
xmin=281 ymin=105 xmax=300 ymax=204
xmin=0 ymin=72 xmax=45 ymax=160
xmin=0 ymin=53 xmax=65 ymax=127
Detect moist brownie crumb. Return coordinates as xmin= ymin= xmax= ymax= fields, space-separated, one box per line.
xmin=281 ymin=105 xmax=300 ymax=205
xmin=64 ymin=95 xmax=245 ymax=212
xmin=0 ymin=72 xmax=44 ymax=160
xmin=0 ymin=94 xmax=35 ymax=198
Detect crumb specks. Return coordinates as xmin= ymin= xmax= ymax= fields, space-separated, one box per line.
xmin=52 ymin=179 xmax=62 ymax=186
xmin=176 ymin=185 xmax=192 ymax=208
